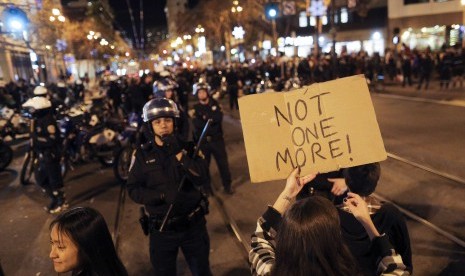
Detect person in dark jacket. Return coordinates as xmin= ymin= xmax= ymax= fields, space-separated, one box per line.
xmin=191 ymin=82 xmax=233 ymax=195
xmin=401 ymin=54 xmax=413 ymax=87
xmin=127 ymin=98 xmax=212 ymax=276
xmin=22 ymin=95 xmax=67 ymax=213
xmin=417 ymin=51 xmax=433 ymax=90
xmin=49 ymin=207 xmax=128 ymax=276
xmin=337 ymin=163 xmax=413 ymax=275
xmin=225 ymin=67 xmax=239 ymax=110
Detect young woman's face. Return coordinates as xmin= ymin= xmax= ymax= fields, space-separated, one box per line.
xmin=49 ymin=225 xmax=80 ymax=273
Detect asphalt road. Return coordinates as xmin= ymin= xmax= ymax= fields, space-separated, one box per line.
xmin=1 ymin=91 xmax=465 ymax=275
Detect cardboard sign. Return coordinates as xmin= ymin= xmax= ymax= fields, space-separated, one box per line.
xmin=239 ymin=75 xmax=387 ymax=183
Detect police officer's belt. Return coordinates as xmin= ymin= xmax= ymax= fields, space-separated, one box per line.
xmin=149 ymin=205 xmax=205 ymax=232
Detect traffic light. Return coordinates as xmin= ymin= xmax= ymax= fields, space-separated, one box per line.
xmin=264 ymin=2 xmax=279 ymax=20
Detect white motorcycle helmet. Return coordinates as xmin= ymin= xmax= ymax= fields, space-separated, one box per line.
xmin=22 ymin=96 xmax=52 ymax=113
xmin=33 ymin=86 xmax=48 ymax=96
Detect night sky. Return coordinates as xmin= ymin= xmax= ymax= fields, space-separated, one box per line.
xmin=108 ymin=0 xmax=167 ymax=47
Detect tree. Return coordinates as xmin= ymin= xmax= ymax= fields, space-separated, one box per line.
xmin=176 ymin=0 xmax=272 ymax=52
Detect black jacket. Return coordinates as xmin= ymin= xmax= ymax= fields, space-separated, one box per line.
xmin=126 ymin=140 xmax=208 ymax=216
xmin=192 ymin=99 xmax=223 ymax=140
xmin=32 ymin=111 xmax=61 ymax=153
xmin=338 ymin=202 xmax=413 ymax=275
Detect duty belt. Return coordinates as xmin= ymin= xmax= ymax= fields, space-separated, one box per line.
xmin=149 ymin=205 xmax=205 ymax=233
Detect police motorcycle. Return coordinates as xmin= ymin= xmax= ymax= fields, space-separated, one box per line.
xmin=113 ymin=112 xmax=143 ymax=183
xmin=0 ymin=105 xmax=30 ymax=141
xmin=0 ymin=136 xmax=13 ymax=171
xmin=19 ymin=97 xmax=67 ymax=186
xmin=61 ymin=93 xmax=123 ymax=167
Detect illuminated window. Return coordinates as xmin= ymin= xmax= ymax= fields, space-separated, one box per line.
xmin=299 ymin=12 xmax=308 ymax=27
xmin=310 ymin=16 xmax=316 ymax=26
xmin=341 ymin=8 xmax=348 ymax=23
xmin=322 ymin=15 xmax=328 ymax=25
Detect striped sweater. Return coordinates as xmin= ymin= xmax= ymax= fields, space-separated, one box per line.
xmin=249 ymin=206 xmax=410 ymax=276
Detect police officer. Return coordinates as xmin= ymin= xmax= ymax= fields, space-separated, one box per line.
xmin=126 ymin=98 xmax=212 ymax=276
xmin=22 ymin=96 xmax=67 ymax=213
xmin=153 ymin=78 xmax=190 ymax=141
xmin=192 ymin=82 xmax=233 ymax=195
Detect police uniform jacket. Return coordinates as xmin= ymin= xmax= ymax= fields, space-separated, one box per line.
xmin=32 ymin=112 xmax=61 ymax=155
xmin=126 ymin=140 xmax=208 ymax=216
xmin=192 ymin=99 xmax=223 ymax=140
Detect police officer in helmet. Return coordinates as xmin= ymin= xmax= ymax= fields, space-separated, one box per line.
xmin=126 ymin=98 xmax=212 ymax=276
xmin=153 ymin=78 xmax=189 ymax=141
xmin=192 ymin=81 xmax=233 ymax=195
xmin=22 ymin=96 xmax=67 ymax=213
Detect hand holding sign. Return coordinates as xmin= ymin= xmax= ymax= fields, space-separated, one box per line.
xmin=283 ymin=167 xmax=317 ymax=198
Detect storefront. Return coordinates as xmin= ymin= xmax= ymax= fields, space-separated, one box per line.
xmin=272 ymin=29 xmax=386 ymax=58
xmin=400 ymin=24 xmax=462 ymax=50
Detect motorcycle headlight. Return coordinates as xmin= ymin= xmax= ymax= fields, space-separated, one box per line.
xmin=130 ymin=121 xmax=138 ymax=128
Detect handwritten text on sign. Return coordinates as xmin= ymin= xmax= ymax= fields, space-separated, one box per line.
xmin=238 ymin=75 xmax=387 ymax=183
xmin=274 ymin=92 xmax=353 ymax=172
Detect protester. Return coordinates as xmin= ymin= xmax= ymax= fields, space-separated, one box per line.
xmin=338 ymin=163 xmax=413 ymax=274
xmin=249 ymin=167 xmax=410 ymax=276
xmin=49 ymin=207 xmax=128 ymax=275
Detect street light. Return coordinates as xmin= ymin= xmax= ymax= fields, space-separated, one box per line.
xmin=264 ymin=2 xmax=279 ymax=52
xmin=2 ymin=5 xmax=29 ymax=34
xmin=462 ymin=0 xmax=465 ymax=46
xmin=195 ymin=25 xmax=205 ymax=34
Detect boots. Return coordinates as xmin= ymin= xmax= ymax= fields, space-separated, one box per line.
xmin=45 ymin=190 xmax=69 ymax=214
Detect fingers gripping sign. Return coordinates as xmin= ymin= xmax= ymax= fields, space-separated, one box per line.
xmin=274 ymin=167 xmax=318 ymax=215
xmin=283 ymin=166 xmax=317 ymax=198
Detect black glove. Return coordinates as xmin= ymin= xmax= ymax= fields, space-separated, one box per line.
xmin=161 ymin=134 xmax=182 ymax=156
xmin=164 ymin=188 xmax=177 ymax=204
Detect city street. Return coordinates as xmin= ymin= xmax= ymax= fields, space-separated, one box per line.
xmin=1 ymin=87 xmax=465 ymax=275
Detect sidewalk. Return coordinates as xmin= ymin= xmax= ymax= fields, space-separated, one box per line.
xmin=373 ymin=78 xmax=465 ymax=106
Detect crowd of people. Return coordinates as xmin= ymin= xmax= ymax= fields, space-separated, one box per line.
xmin=5 ymin=44 xmax=459 ymax=275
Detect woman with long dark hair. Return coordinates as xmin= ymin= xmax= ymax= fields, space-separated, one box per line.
xmin=250 ymin=168 xmax=409 ymax=276
xmin=49 ymin=207 xmax=128 ymax=276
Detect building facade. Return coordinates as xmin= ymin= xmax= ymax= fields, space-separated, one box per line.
xmin=0 ymin=0 xmax=47 ymax=83
xmin=165 ymin=0 xmax=187 ymax=38
xmin=388 ymin=0 xmax=464 ymax=50
xmin=269 ymin=0 xmax=388 ymax=57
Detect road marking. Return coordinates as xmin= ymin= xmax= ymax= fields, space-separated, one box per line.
xmin=373 ymin=93 xmax=465 ymax=107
